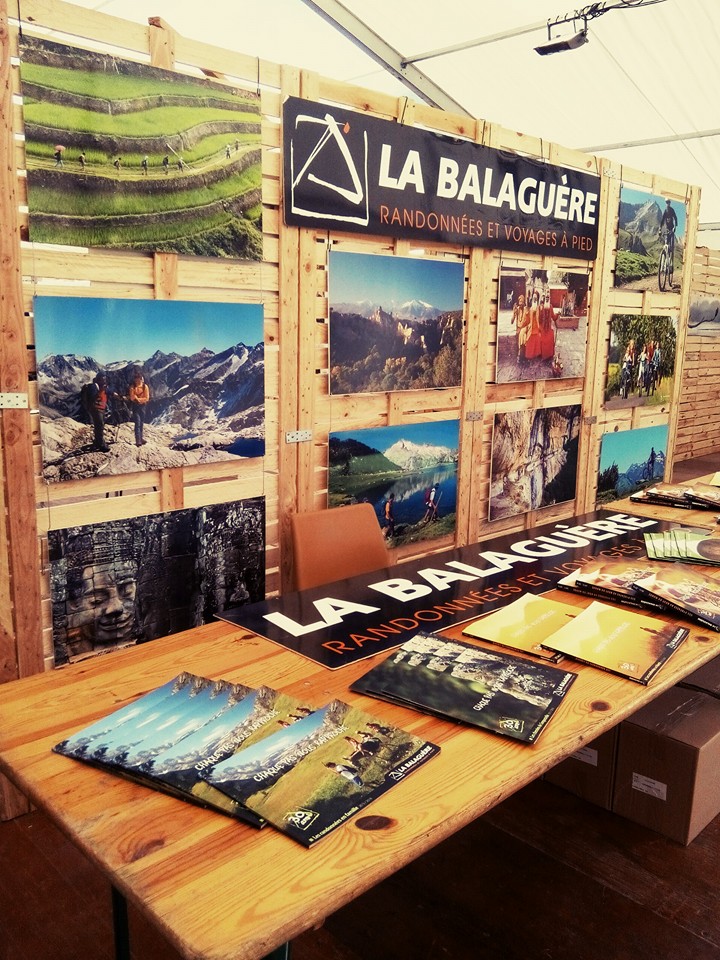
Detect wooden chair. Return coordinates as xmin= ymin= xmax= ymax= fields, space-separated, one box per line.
xmin=290 ymin=502 xmax=389 ymax=591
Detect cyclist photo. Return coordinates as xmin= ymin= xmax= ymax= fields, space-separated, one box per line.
xmin=614 ymin=185 xmax=686 ymax=293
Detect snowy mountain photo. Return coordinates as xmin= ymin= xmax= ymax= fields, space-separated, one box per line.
xmin=34 ymin=296 xmax=265 ymax=482
xmin=328 ymin=250 xmax=464 ymax=395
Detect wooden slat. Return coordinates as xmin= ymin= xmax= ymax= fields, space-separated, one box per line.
xmin=1 ymin=0 xmax=43 ymax=680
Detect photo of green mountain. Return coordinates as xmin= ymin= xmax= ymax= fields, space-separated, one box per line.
xmin=19 ymin=36 xmax=262 ymax=259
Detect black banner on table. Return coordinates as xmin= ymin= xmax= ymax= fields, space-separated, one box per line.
xmin=219 ymin=511 xmax=677 ymax=669
xmin=283 ymin=96 xmax=600 ymax=261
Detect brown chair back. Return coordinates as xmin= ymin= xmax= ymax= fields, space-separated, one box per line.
xmin=290 ymin=503 xmax=389 ymax=591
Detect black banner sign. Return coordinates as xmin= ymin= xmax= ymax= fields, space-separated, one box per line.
xmin=283 ymin=96 xmax=600 ymax=261
xmin=219 ymin=511 xmax=668 ymax=669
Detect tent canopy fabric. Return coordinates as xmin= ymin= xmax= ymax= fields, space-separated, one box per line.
xmin=34 ymin=0 xmax=720 ymax=246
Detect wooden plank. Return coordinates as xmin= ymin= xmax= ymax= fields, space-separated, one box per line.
xmin=0 ymin=0 xmax=43 ymax=680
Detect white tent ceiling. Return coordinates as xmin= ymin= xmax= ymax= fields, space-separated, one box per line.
xmin=51 ymin=0 xmax=720 ymax=247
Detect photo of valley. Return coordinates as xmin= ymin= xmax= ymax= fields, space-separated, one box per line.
xmin=19 ymin=36 xmax=262 ymax=259
xmin=604 ymin=313 xmax=677 ymax=408
xmin=49 ymin=496 xmax=265 ymax=666
xmin=489 ymin=406 xmax=581 ymax=521
xmin=328 ymin=420 xmax=460 ymax=546
xmin=328 ymin=250 xmax=464 ymax=395
xmin=596 ymin=424 xmax=668 ymax=505
xmin=35 ymin=296 xmax=264 ymax=482
xmin=496 ymin=263 xmax=589 ymax=384
xmin=614 ymin=185 xmax=686 ymax=292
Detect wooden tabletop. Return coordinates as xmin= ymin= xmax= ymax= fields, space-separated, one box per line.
xmin=3 ymin=493 xmax=720 ymax=960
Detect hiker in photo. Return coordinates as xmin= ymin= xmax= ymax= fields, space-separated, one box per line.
xmin=659 ymin=198 xmax=678 ymax=259
xmin=511 ymin=293 xmax=528 ymax=361
xmin=636 ymin=343 xmax=648 ymax=393
xmin=422 ymin=483 xmax=440 ymax=523
xmin=82 ymin=371 xmax=111 ymax=453
xmin=127 ymin=371 xmax=150 ymax=447
xmin=382 ymin=492 xmax=395 ymax=540
xmin=540 ymin=293 xmax=557 ymax=361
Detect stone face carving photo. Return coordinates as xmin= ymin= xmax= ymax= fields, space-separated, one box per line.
xmin=48 ymin=497 xmax=266 ymax=666
xmin=489 ymin=406 xmax=581 ymax=521
xmin=35 ymin=296 xmax=265 ymax=482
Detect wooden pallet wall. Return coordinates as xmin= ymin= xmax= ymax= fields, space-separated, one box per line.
xmin=675 ymin=246 xmax=720 ymax=463
xmin=0 ymin=0 xmax=701 ymax=700
xmin=1 ymin=0 xmax=283 ymax=682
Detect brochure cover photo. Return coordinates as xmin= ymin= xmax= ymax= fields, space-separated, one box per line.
xmin=202 ymin=699 xmax=439 ymax=846
xmin=461 ymin=593 xmax=578 ymax=661
xmin=632 ymin=566 xmax=720 ymax=632
xmin=557 ymin=557 xmax=668 ymax=609
xmin=53 ymin=674 xmax=314 ymax=823
xmin=644 ymin=529 xmax=720 ymax=565
xmin=541 ymin=600 xmax=688 ymax=683
xmin=54 ymin=674 xmax=439 ymax=845
xmin=351 ymin=632 xmax=577 ymax=744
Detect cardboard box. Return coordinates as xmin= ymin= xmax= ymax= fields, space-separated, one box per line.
xmin=678 ymin=653 xmax=720 ymax=698
xmin=612 ymin=687 xmax=720 ymax=844
xmin=544 ymin=727 xmax=618 ymax=809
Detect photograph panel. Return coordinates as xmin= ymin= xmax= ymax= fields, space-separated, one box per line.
xmin=35 ymin=296 xmax=265 ymax=482
xmin=328 ymin=251 xmax=464 ymax=395
xmin=328 ymin=420 xmax=460 ymax=546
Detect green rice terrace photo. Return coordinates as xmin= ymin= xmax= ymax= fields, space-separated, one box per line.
xmin=19 ymin=36 xmax=262 ymax=260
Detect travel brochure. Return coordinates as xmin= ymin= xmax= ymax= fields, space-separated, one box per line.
xmin=644 ymin=529 xmax=720 ymax=565
xmin=461 ymin=593 xmax=576 ymax=661
xmin=630 ymin=481 xmax=720 ymax=510
xmin=351 ymin=631 xmax=578 ymax=745
xmin=555 ymin=545 xmax=720 ymax=633
xmin=53 ymin=672 xmax=438 ymax=846
xmin=632 ymin=566 xmax=720 ymax=632
xmin=557 ymin=557 xmax=669 ymax=609
xmin=540 ymin=600 xmax=688 ymax=684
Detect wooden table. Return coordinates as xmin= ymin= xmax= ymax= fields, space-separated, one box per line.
xmin=3 ymin=510 xmax=720 ymax=960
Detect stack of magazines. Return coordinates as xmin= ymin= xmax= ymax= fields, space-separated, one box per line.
xmin=351 ymin=629 xmax=578 ymax=744
xmin=631 ymin=566 xmax=720 ymax=632
xmin=557 ymin=557 xmax=669 ymax=610
xmin=53 ymin=672 xmax=439 ymax=846
xmin=557 ymin=546 xmax=720 ymax=633
xmin=463 ymin=594 xmax=688 ymax=685
xmin=351 ymin=594 xmax=689 ymax=746
xmin=644 ymin=528 xmax=720 ymax=565
xmin=630 ymin=481 xmax=720 ymax=510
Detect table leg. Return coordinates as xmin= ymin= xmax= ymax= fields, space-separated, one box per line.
xmin=111 ymin=883 xmax=288 ymax=960
xmin=264 ymin=944 xmax=291 ymax=960
xmin=111 ymin=885 xmax=131 ymax=960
